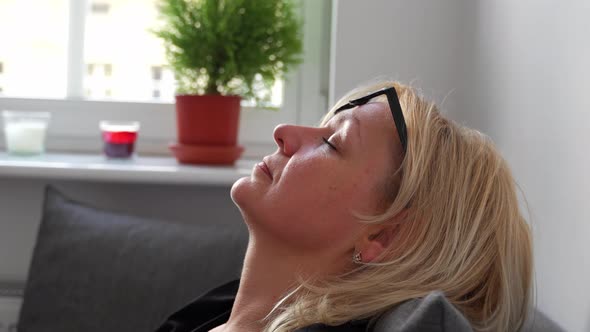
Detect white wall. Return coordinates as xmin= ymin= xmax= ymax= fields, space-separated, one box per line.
xmin=330 ymin=0 xmax=475 ymax=119
xmin=471 ymin=2 xmax=590 ymax=331
xmin=332 ymin=1 xmax=589 ymax=331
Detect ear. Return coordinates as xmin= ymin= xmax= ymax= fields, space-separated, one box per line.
xmin=356 ymin=210 xmax=408 ymax=263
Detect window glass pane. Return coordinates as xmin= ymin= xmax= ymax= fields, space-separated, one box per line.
xmin=0 ymin=0 xmax=69 ymax=98
xmin=84 ymin=0 xmax=176 ymax=102
xmin=84 ymin=0 xmax=283 ymax=106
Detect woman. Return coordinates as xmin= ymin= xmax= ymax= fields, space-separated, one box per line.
xmin=156 ymin=81 xmax=533 ymax=332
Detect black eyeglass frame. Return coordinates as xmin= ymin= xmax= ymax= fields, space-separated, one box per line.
xmin=334 ymin=87 xmax=407 ymax=153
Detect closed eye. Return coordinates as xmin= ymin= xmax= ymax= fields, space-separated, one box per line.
xmin=322 ymin=137 xmax=337 ymax=151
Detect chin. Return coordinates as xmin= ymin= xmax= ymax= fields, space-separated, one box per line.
xmin=230 ymin=176 xmax=251 ymax=206
xmin=231 ymin=175 xmax=267 ymax=211
xmin=230 ymin=177 xmax=268 ymax=232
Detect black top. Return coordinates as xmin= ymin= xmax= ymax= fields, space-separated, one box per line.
xmin=154 ymin=279 xmax=370 ymax=332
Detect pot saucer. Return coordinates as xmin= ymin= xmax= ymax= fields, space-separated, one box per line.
xmin=169 ymin=142 xmax=244 ymax=165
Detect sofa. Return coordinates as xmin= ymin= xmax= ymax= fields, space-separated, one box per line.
xmin=17 ymin=186 xmax=248 ymax=332
xmin=16 ymin=186 xmax=564 ymax=332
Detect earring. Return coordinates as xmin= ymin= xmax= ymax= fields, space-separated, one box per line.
xmin=353 ymin=252 xmax=363 ymax=264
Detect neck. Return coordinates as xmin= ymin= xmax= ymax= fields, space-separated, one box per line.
xmin=221 ymin=235 xmax=304 ymax=332
xmin=217 ymin=218 xmax=351 ymax=332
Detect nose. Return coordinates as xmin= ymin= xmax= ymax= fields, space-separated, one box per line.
xmin=273 ymin=124 xmax=318 ymax=157
xmin=273 ymin=124 xmax=298 ymax=157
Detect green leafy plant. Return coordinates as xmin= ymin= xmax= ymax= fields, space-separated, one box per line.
xmin=153 ymin=0 xmax=303 ymax=103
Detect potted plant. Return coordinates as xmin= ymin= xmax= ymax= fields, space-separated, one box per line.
xmin=153 ymin=0 xmax=303 ymax=165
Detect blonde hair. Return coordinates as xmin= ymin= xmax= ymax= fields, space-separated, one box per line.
xmin=264 ymin=81 xmax=533 ymax=332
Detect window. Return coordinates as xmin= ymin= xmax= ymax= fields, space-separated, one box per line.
xmin=0 ymin=0 xmax=68 ymax=98
xmin=84 ymin=0 xmax=177 ymax=103
xmin=0 ymin=0 xmax=331 ymax=157
xmin=81 ymin=0 xmax=296 ymax=105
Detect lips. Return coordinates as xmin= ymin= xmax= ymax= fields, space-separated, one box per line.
xmin=257 ymin=161 xmax=273 ymax=180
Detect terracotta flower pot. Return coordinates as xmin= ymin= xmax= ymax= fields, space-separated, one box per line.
xmin=175 ymin=95 xmax=241 ymax=145
xmin=171 ymin=95 xmax=243 ymax=165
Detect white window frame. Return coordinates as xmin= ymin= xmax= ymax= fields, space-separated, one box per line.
xmin=0 ymin=0 xmax=331 ymax=159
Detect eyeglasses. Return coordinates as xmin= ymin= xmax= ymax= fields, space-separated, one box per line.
xmin=334 ymin=87 xmax=407 ymax=153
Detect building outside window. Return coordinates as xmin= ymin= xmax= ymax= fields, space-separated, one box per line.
xmin=85 ymin=63 xmax=113 ymax=99
xmin=87 ymin=63 xmax=94 ymax=76
xmin=104 ymin=64 xmax=112 ymax=77
xmin=151 ymin=66 xmax=162 ymax=81
xmin=90 ymin=2 xmax=110 ymax=14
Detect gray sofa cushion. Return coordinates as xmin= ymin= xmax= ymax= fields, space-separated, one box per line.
xmin=18 ymin=186 xmax=248 ymax=332
xmin=372 ymin=291 xmax=564 ymax=332
xmin=521 ymin=309 xmax=565 ymax=332
xmin=374 ymin=291 xmax=473 ymax=332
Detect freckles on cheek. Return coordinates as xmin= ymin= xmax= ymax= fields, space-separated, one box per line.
xmin=341 ymin=179 xmax=375 ymax=213
xmin=326 ymin=179 xmax=348 ymax=199
xmin=362 ymin=166 xmax=375 ymax=179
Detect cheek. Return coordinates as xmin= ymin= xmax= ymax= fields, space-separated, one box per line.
xmin=264 ymin=205 xmax=360 ymax=253
xmin=266 ymin=177 xmax=367 ymax=251
xmin=354 ymin=162 xmax=389 ymax=212
xmin=252 ymin=178 xmax=355 ymax=251
xmin=276 ymin=165 xmax=349 ymax=217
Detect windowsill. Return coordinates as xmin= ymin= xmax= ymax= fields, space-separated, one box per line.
xmin=0 ymin=152 xmax=256 ymax=186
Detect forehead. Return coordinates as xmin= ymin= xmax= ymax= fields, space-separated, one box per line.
xmin=327 ymin=101 xmax=398 ymax=156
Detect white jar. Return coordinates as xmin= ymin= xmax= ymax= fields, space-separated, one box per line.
xmin=2 ymin=111 xmax=51 ymax=155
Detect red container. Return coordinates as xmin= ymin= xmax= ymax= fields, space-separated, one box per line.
xmin=100 ymin=121 xmax=140 ymax=158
